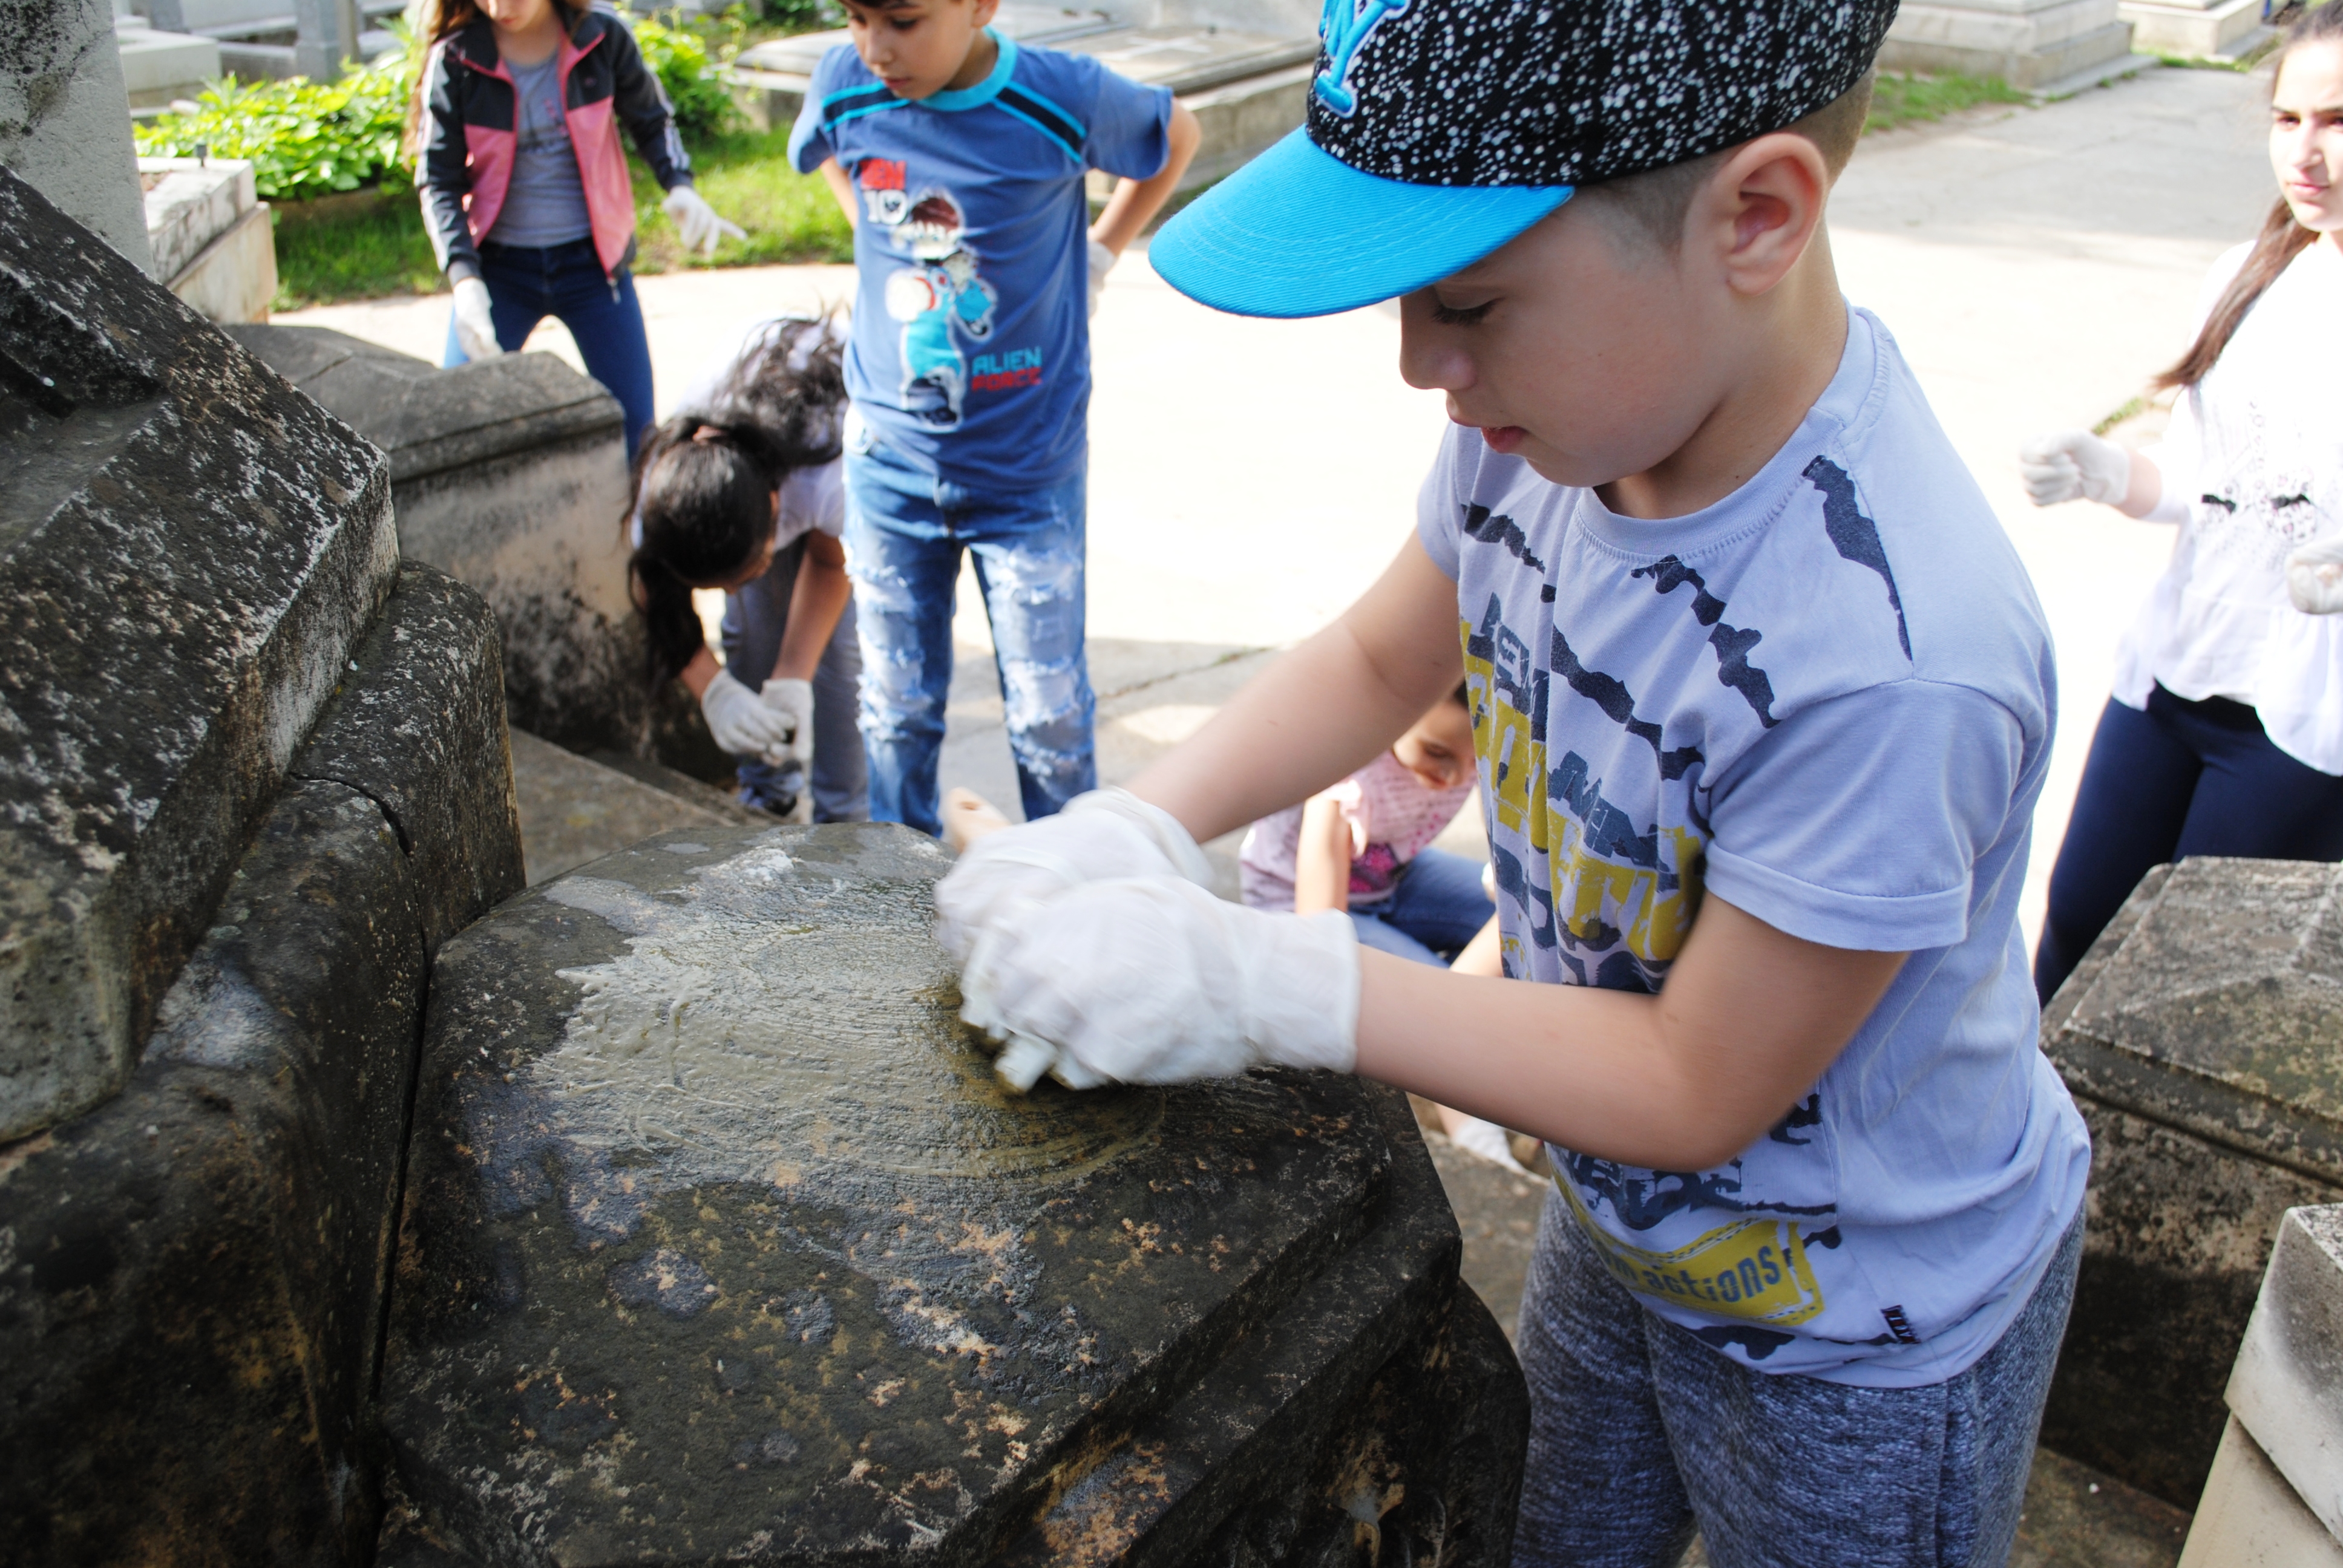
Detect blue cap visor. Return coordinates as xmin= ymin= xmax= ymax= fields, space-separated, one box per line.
xmin=1151 ymin=128 xmax=1573 ymax=320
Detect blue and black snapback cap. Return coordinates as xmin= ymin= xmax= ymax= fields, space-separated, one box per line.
xmin=1153 ymin=0 xmax=1900 ymax=319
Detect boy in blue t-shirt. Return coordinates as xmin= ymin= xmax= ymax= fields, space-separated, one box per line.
xmin=787 ymin=0 xmax=1198 ymax=835
xmin=934 ymin=2 xmax=2093 ymax=1563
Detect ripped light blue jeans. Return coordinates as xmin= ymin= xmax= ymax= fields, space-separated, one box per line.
xmin=842 ymin=436 xmax=1095 ymax=836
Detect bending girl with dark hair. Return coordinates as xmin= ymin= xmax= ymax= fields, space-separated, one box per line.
xmin=2021 ymin=0 xmax=2343 ymax=1001
xmin=632 ymin=316 xmax=865 ymax=822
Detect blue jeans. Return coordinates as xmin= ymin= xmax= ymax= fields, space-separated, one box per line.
xmin=843 ymin=437 xmax=1095 ymax=837
xmin=2034 ymin=684 xmax=2343 ymax=1001
xmin=718 ymin=535 xmax=868 ymax=823
xmin=1513 ymin=1196 xmax=2084 ymax=1568
xmin=441 ymin=238 xmax=657 ymax=462
xmin=1350 ymin=848 xmax=1494 ymax=965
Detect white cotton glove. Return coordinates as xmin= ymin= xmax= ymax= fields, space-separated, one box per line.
xmin=758 ymin=677 xmax=813 ymax=768
xmin=699 ymin=668 xmax=795 ymax=762
xmin=1087 ymin=237 xmax=1116 ymax=319
xmin=958 ymin=877 xmax=1361 ymax=1092
xmin=2018 ymin=430 xmax=2131 ymax=508
xmin=2287 ymin=537 xmax=2343 ymax=615
xmin=451 ymin=275 xmax=503 ymax=362
xmin=935 ymin=786 xmax=1213 ymax=969
xmin=662 ymin=185 xmax=746 ymax=257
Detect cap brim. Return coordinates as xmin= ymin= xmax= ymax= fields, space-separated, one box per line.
xmin=1151 ymin=129 xmax=1572 ymax=320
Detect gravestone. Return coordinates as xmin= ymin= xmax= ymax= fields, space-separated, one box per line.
xmin=0 ymin=168 xmax=525 ymax=1563
xmin=0 ymin=166 xmax=394 ymax=1142
xmin=2042 ymin=856 xmax=2343 ymax=1507
xmin=0 ymin=0 xmax=153 ymax=270
xmin=379 ymin=824 xmax=1528 ymax=1566
xmin=228 ymin=324 xmax=725 ymax=776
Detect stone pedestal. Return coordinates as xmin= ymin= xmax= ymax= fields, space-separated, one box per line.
xmin=229 ymin=324 xmax=724 ymax=775
xmin=1878 ymin=0 xmax=2150 ymax=92
xmin=379 ymin=825 xmax=1528 ymax=1566
xmin=2177 ymin=1204 xmax=2343 ymax=1566
xmin=2042 ymin=857 xmax=2343 ymax=1506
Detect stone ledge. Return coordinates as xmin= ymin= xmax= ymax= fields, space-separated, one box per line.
xmin=0 ymin=167 xmax=398 ymax=1141
xmin=2225 ymin=1204 xmax=2343 ymax=1541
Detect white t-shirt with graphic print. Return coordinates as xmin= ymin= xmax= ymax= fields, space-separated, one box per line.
xmin=2114 ymin=238 xmax=2343 ymax=773
xmin=1418 ymin=305 xmax=2090 ymax=1388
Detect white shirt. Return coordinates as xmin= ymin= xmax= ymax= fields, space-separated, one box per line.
xmin=2113 ymin=238 xmax=2343 ymax=773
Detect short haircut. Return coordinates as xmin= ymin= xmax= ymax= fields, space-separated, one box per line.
xmin=1576 ymin=69 xmax=1874 ymax=254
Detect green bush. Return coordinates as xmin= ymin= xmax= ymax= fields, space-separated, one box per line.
xmin=631 ymin=11 xmax=737 ymax=140
xmin=756 ymin=0 xmax=839 ymax=30
xmin=134 ymin=53 xmax=415 ymax=201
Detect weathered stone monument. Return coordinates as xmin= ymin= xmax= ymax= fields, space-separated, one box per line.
xmin=0 ymin=163 xmax=525 ymax=1560
xmin=2176 ymin=1203 xmax=2343 ymax=1564
xmin=375 ymin=824 xmax=1529 ymax=1566
xmin=1876 ymin=0 xmax=2149 ymax=91
xmin=2043 ymin=856 xmax=2343 ymax=1507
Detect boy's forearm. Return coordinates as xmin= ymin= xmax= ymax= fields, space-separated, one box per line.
xmin=1089 ymin=103 xmax=1202 ymax=255
xmin=818 ymin=158 xmax=857 ymax=230
xmin=1351 ymin=895 xmax=1907 ymax=1171
xmin=1125 ymin=538 xmax=1462 ymax=843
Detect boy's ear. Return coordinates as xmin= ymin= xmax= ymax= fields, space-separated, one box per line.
xmin=969 ymin=0 xmax=999 ymax=22
xmin=1695 ymin=132 xmax=1830 ymax=299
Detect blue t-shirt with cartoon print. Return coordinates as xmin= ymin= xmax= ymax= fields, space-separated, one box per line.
xmin=788 ymin=31 xmax=1170 ymax=491
xmin=1418 ymin=305 xmax=2091 ymax=1388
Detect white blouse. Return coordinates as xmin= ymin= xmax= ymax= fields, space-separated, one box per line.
xmin=2113 ymin=237 xmax=2343 ymax=773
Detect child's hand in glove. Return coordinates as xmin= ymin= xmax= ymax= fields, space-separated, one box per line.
xmin=2288 ymin=537 xmax=2343 ymax=615
xmin=2018 ymin=430 xmax=2130 ymax=508
xmin=451 ymin=276 xmax=503 ymax=362
xmin=933 ymin=787 xmax=1213 ymax=967
xmin=662 ymin=185 xmax=747 ymax=257
xmin=957 ymin=877 xmax=1361 ymax=1092
xmin=758 ymin=677 xmax=813 ymax=768
xmin=699 ymin=668 xmax=795 ymax=762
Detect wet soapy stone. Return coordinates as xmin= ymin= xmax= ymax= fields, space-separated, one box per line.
xmin=381 ymin=823 xmax=1526 ymax=1566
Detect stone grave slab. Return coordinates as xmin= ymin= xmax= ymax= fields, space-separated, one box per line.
xmin=0 ymin=166 xmax=398 ymax=1142
xmin=2043 ymin=856 xmax=2343 ymax=1505
xmin=381 ymin=823 xmax=1525 ymax=1565
xmin=0 ymin=563 xmax=524 ymax=1566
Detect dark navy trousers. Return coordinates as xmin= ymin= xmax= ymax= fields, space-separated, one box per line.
xmin=441 ymin=237 xmax=657 ymax=462
xmin=2034 ymin=684 xmax=2343 ymax=1002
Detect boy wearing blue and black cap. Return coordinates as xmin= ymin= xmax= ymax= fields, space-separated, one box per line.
xmin=936 ymin=2 xmax=2092 ymax=1563
xmin=787 ymin=0 xmax=1199 ymax=837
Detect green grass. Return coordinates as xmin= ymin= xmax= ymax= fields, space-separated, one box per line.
xmin=1864 ymin=71 xmax=2030 ymax=134
xmin=270 ymin=128 xmax=850 ymax=307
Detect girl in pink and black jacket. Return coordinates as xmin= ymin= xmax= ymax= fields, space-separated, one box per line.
xmin=410 ymin=0 xmax=739 ymax=458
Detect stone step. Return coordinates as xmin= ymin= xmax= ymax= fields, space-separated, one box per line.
xmin=508 ymin=728 xmax=749 ymax=885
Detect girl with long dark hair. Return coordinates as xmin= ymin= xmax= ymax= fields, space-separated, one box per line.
xmin=408 ymin=0 xmax=739 ymax=460
xmin=2022 ymin=2 xmax=2343 ymax=1000
xmin=631 ymin=316 xmax=865 ymax=821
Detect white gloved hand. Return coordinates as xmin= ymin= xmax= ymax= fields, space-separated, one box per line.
xmin=699 ymin=668 xmax=794 ymax=760
xmin=958 ymin=877 xmax=1361 ymax=1092
xmin=1087 ymin=237 xmax=1116 ymax=319
xmin=2018 ymin=430 xmax=2131 ymax=508
xmin=451 ymin=275 xmax=503 ymax=362
xmin=662 ymin=185 xmax=746 ymax=257
xmin=2287 ymin=537 xmax=2343 ymax=615
xmin=934 ymin=786 xmax=1213 ymax=970
xmin=758 ymin=676 xmax=813 ymax=768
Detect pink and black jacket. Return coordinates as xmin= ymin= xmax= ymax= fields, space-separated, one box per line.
xmin=418 ymin=3 xmax=692 ymax=283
